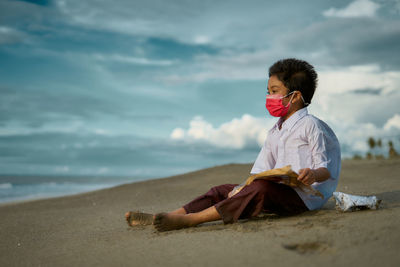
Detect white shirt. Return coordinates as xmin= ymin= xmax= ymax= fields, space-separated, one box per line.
xmin=251 ymin=107 xmax=341 ymax=210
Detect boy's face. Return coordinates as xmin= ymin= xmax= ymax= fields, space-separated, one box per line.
xmin=267 ymin=75 xmax=291 ymax=105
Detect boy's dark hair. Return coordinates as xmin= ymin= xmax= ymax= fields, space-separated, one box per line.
xmin=269 ymin=58 xmax=318 ymax=106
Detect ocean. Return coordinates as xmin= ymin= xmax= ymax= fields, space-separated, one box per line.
xmin=0 ymin=175 xmax=138 ymax=204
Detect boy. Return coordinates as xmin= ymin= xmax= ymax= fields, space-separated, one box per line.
xmin=125 ymin=58 xmax=341 ymax=231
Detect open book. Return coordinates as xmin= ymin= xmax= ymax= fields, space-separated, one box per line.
xmin=230 ymin=165 xmax=324 ymax=199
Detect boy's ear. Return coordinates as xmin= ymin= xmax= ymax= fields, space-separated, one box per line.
xmin=291 ymin=91 xmax=302 ymax=104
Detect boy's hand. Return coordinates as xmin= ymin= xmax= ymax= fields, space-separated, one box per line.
xmin=297 ymin=168 xmax=316 ymax=185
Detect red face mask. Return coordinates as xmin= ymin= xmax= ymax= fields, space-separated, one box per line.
xmin=265 ymin=91 xmax=295 ymax=117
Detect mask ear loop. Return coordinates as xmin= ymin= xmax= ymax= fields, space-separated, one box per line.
xmin=288 ymin=90 xmax=310 ymax=106
xmin=297 ymin=91 xmax=309 ymax=106
xmin=284 ymin=92 xmax=296 ymax=108
xmin=301 ymin=95 xmax=309 ymax=106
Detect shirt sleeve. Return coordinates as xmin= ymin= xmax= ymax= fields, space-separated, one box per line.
xmin=250 ymin=137 xmax=275 ymax=174
xmin=307 ymin=124 xmax=330 ymax=170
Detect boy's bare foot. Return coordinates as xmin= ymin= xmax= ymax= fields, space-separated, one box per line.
xmin=153 ymin=213 xmax=193 ymax=232
xmin=125 ymin=211 xmax=154 ymax=226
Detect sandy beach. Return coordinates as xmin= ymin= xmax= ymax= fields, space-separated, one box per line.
xmin=0 ymin=159 xmax=399 ymax=267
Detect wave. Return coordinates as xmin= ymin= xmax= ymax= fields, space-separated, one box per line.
xmin=0 ymin=183 xmax=12 ymax=189
xmin=0 ymin=181 xmax=130 ymax=204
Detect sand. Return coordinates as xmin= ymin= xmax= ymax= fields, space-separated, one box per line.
xmin=0 ymin=159 xmax=399 ymax=267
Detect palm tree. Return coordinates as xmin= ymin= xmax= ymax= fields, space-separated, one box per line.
xmin=388 ymin=140 xmax=399 ymax=159
xmin=377 ymin=139 xmax=382 ymax=147
xmin=367 ymin=137 xmax=376 ymax=159
xmin=368 ymin=137 xmax=376 ymax=150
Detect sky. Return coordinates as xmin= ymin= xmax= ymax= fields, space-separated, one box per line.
xmin=0 ymin=0 xmax=400 ymax=177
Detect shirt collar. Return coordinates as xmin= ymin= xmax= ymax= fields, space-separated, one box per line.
xmin=273 ymin=107 xmax=308 ymax=132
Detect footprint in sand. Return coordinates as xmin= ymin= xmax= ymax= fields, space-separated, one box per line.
xmin=282 ymin=241 xmax=331 ymax=254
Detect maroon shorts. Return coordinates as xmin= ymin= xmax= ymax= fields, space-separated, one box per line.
xmin=183 ymin=180 xmax=308 ymax=224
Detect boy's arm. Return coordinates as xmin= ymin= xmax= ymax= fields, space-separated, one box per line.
xmin=297 ymin=167 xmax=331 ymax=185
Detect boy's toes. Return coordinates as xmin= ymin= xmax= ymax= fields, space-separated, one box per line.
xmin=154 ymin=213 xmax=165 ymax=224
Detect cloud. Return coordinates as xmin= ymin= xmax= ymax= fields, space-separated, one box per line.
xmin=0 ymin=84 xmax=126 ymax=128
xmin=349 ymin=88 xmax=382 ymax=95
xmin=159 ymin=49 xmax=282 ymax=84
xmin=4 ymin=0 xmax=399 ymax=72
xmin=15 ymin=0 xmax=50 ymax=6
xmin=0 ymin=26 xmax=27 ymax=44
xmin=318 ymin=64 xmax=399 ymax=95
xmin=384 ymin=114 xmax=400 ymax=130
xmin=323 ymin=0 xmax=380 ymax=18
xmin=53 ymin=0 xmax=223 ymax=45
xmin=193 ymin=35 xmax=211 ymax=45
xmin=171 ymin=114 xmax=272 ymax=149
xmin=278 ymin=18 xmax=400 ymax=70
xmin=331 ymin=115 xmax=400 ymax=156
xmin=92 ymin=53 xmax=176 ymax=66
xmin=50 ymin=0 xmax=325 ymax=49
xmin=311 ymin=64 xmax=400 ymax=127
xmin=170 ymin=128 xmax=185 ymax=139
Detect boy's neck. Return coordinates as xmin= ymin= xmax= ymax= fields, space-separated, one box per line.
xmin=279 ymin=106 xmax=305 ymax=130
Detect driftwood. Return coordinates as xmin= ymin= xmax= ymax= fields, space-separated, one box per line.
xmin=231 ymin=165 xmax=324 ymax=199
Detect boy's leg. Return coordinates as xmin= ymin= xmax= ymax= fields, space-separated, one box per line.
xmin=182 ymin=184 xmax=237 ymax=214
xmin=153 ymin=184 xmax=237 ymax=231
xmin=125 ymin=184 xmax=236 ymax=226
xmin=153 ymin=180 xmax=278 ymax=231
xmin=261 ymin=181 xmax=309 ymax=216
xmin=215 ymin=179 xmax=308 ymax=223
xmin=154 ymin=206 xmax=221 ymax=232
xmin=153 ymin=180 xmax=308 ymax=231
xmin=169 ymin=207 xmax=187 ymax=215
